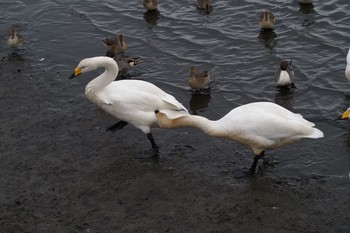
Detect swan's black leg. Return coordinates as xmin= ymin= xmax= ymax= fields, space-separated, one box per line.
xmin=106 ymin=121 xmax=128 ymax=133
xmin=250 ymin=151 xmax=265 ymax=173
xmin=147 ymin=132 xmax=159 ymax=156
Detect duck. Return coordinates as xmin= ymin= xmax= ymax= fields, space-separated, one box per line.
xmin=196 ymin=0 xmax=212 ymax=11
xmin=69 ymin=56 xmax=188 ymax=155
xmin=258 ymin=11 xmax=275 ymax=30
xmin=102 ymin=34 xmax=128 ymax=56
xmin=188 ymin=66 xmax=211 ymax=92
xmin=339 ymin=107 xmax=350 ymax=120
xmin=299 ymin=0 xmax=313 ymax=4
xmin=275 ymin=60 xmax=295 ymax=87
xmin=155 ymin=102 xmax=324 ymax=173
xmin=116 ymin=56 xmax=142 ymax=80
xmin=143 ymin=0 xmax=158 ymax=11
xmin=7 ymin=27 xmax=23 ymax=48
xmin=345 ymin=48 xmax=350 ymax=82
xmin=105 ymin=46 xmax=141 ymax=78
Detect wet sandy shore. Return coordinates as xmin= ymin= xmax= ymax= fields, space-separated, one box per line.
xmin=1 ymin=55 xmax=350 ymax=233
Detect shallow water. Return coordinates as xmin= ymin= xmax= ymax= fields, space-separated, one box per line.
xmin=1 ymin=0 xmax=350 ymax=232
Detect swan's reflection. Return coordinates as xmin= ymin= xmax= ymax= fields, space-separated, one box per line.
xmin=274 ymin=86 xmax=295 ymax=111
xmin=143 ymin=9 xmax=160 ymax=27
xmin=258 ymin=30 xmax=277 ymax=50
xmin=189 ymin=93 xmax=211 ymax=115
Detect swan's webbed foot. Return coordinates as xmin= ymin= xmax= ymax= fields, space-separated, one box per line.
xmin=106 ymin=121 xmax=128 ymax=133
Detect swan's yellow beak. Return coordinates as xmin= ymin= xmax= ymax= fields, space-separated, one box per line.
xmin=69 ymin=67 xmax=82 ymax=79
xmin=340 ymin=110 xmax=350 ymax=120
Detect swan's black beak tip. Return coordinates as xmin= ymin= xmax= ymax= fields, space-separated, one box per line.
xmin=68 ymin=73 xmax=76 ymax=80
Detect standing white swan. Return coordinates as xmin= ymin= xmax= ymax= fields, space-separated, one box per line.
xmin=69 ymin=56 xmax=188 ymax=154
xmin=155 ymin=102 xmax=324 ymax=173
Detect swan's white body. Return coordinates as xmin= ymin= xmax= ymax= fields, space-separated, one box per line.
xmin=70 ymin=56 xmax=188 ymax=150
xmin=156 ymin=102 xmax=323 ymax=171
xmin=345 ymin=48 xmax=350 ymax=81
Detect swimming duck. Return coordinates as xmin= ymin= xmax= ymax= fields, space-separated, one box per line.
xmin=345 ymin=48 xmax=350 ymax=82
xmin=188 ymin=66 xmax=211 ymax=92
xmin=275 ymin=60 xmax=295 ymax=87
xmin=102 ymin=34 xmax=128 ymax=56
xmin=258 ymin=11 xmax=275 ymax=30
xmin=196 ymin=0 xmax=212 ymax=11
xmin=116 ymin=56 xmax=142 ymax=79
xmin=143 ymin=0 xmax=158 ymax=11
xmin=69 ymin=56 xmax=188 ymax=155
xmin=7 ymin=27 xmax=23 ymax=48
xmin=155 ymin=102 xmax=323 ymax=173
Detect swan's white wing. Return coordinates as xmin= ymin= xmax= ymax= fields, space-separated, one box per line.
xmin=225 ymin=102 xmax=320 ymax=142
xmin=106 ymin=80 xmax=187 ymax=111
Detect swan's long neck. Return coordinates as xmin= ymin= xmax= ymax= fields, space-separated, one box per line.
xmin=85 ymin=58 xmax=119 ymax=94
xmin=157 ymin=113 xmax=223 ymax=137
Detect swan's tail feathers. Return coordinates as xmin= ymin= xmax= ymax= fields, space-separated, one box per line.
xmin=308 ymin=128 xmax=324 ymax=139
xmin=106 ymin=120 xmax=128 ymax=133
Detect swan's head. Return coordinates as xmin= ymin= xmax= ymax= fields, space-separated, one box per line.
xmin=69 ymin=58 xmax=97 ymax=79
xmin=69 ymin=57 xmax=116 ymax=79
xmin=155 ymin=110 xmax=172 ymax=128
xmin=339 ymin=108 xmax=350 ymax=120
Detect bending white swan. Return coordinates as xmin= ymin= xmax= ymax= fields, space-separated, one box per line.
xmin=155 ymin=102 xmax=324 ymax=172
xmin=69 ymin=56 xmax=188 ymax=154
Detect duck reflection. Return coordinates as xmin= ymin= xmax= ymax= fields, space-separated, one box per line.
xmin=143 ymin=9 xmax=160 ymax=27
xmin=189 ymin=93 xmax=211 ymax=115
xmin=299 ymin=2 xmax=315 ymax=15
xmin=258 ymin=30 xmax=277 ymax=50
xmin=274 ymin=86 xmax=295 ymax=111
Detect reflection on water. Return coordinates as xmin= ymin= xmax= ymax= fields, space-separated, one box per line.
xmin=189 ymin=93 xmax=211 ymax=115
xmin=143 ymin=9 xmax=160 ymax=27
xmin=274 ymin=87 xmax=295 ymax=111
xmin=258 ymin=30 xmax=277 ymax=50
xmin=299 ymin=3 xmax=315 ymax=15
xmin=299 ymin=3 xmax=315 ymax=26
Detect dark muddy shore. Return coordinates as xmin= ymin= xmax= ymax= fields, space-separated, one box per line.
xmin=1 ymin=57 xmax=350 ymax=233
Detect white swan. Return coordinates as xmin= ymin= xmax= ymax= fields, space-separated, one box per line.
xmin=345 ymin=48 xmax=350 ymax=82
xmin=69 ymin=56 xmax=188 ymax=154
xmin=155 ymin=102 xmax=324 ymax=172
xmin=275 ymin=60 xmax=295 ymax=87
xmin=7 ymin=27 xmax=23 ymax=48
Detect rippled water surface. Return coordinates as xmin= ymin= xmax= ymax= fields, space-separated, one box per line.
xmin=1 ymin=0 xmax=350 ymax=232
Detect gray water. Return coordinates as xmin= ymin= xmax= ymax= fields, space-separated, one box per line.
xmin=1 ymin=0 xmax=350 ymax=232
